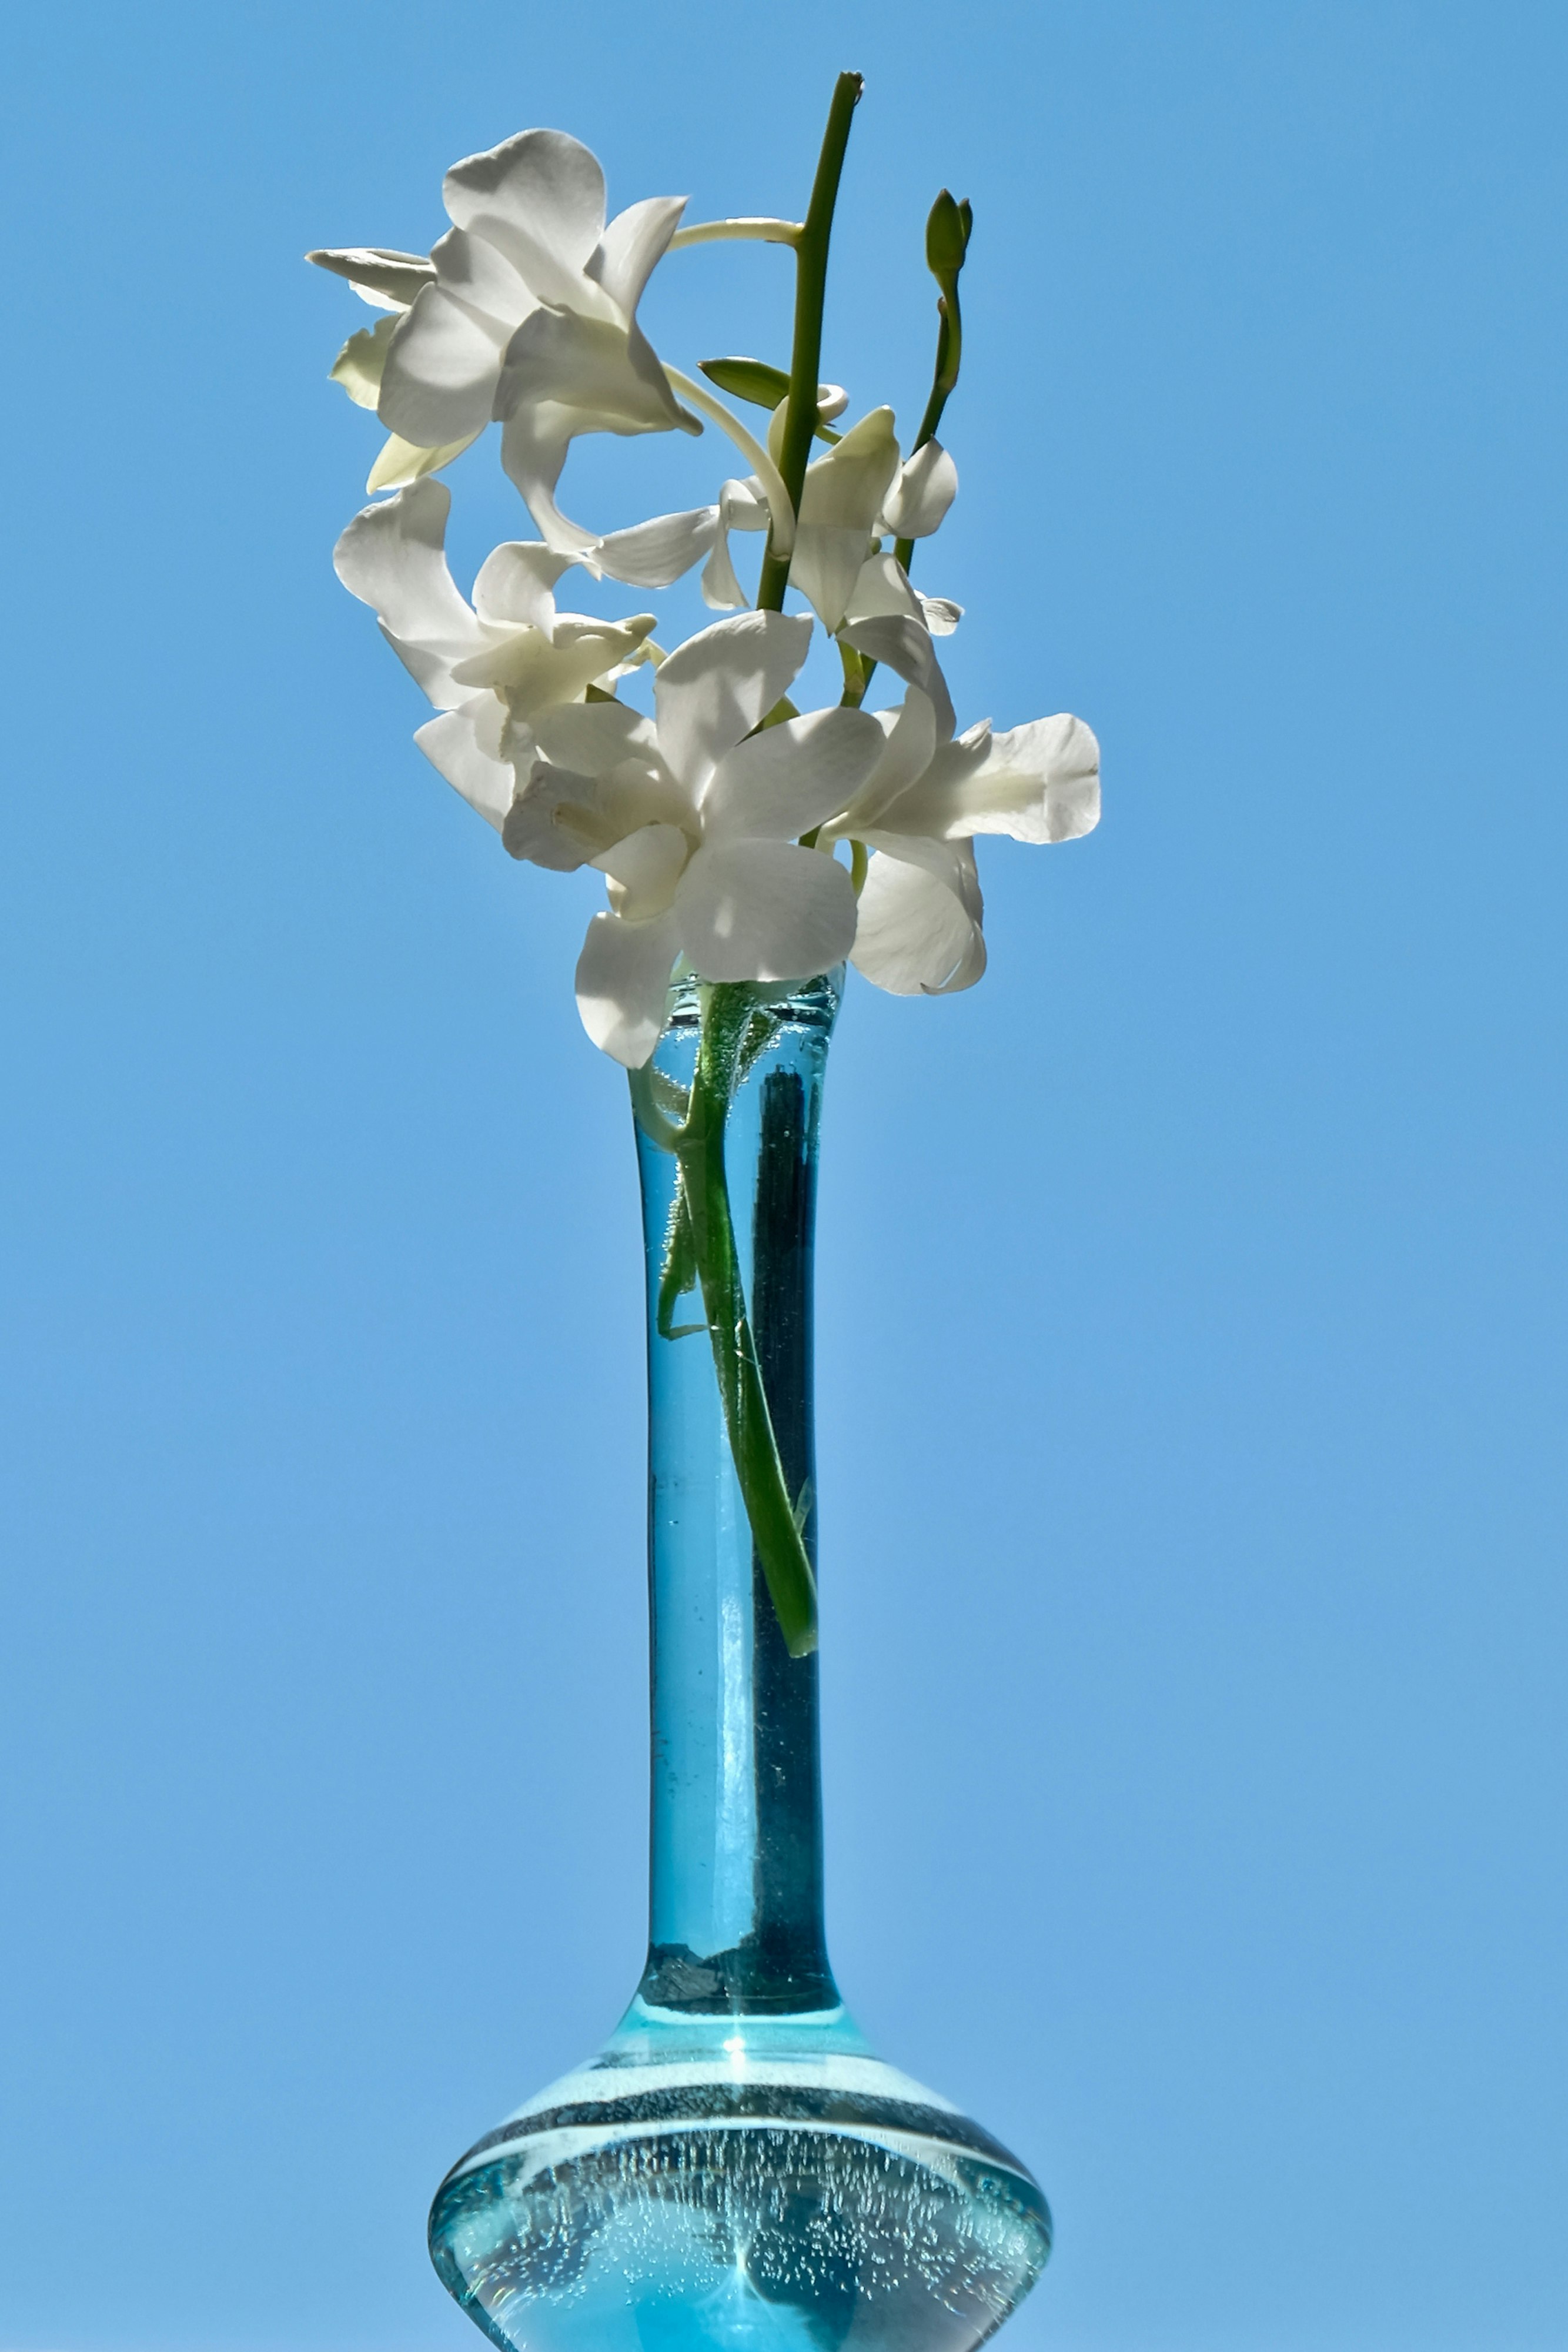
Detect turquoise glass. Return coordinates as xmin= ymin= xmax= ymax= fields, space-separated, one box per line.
xmin=428 ymin=974 xmax=1052 ymax=2352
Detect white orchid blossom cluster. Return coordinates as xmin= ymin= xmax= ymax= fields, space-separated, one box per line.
xmin=312 ymin=83 xmax=1099 ymax=1073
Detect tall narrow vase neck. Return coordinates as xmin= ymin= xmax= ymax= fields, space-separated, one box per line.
xmin=633 ymin=975 xmax=840 ymax=2019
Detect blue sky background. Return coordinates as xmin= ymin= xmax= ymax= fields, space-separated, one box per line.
xmin=2 ymin=4 xmax=1564 ymax=2348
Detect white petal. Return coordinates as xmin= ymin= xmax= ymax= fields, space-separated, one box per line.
xmin=842 ymin=549 xmax=924 ymax=627
xmin=433 ymin=225 xmax=537 ymax=327
xmin=533 ymin=701 xmax=659 ymax=775
xmin=589 ymin=195 xmax=687 ymax=319
xmin=850 ymin=842 xmax=986 ymax=995
xmin=700 ymin=530 xmax=747 ymax=610
xmin=444 ymin=129 xmax=606 ymax=291
xmin=414 ymin=697 xmax=511 ymax=830
xmin=452 ymin=614 xmax=655 ymax=716
xmin=576 ymin=908 xmax=680 ymax=1066
xmin=376 ymin=309 xmax=495 ymax=447
xmin=977 ymin=715 xmax=1102 ymax=841
xmin=653 ymin=612 xmax=813 ymax=796
xmin=594 ymin=505 xmax=718 ymax=588
xmin=365 ymin=429 xmax=480 ymax=493
xmin=506 ymin=744 xmax=692 ymax=870
xmin=471 ymin=540 xmax=572 ymax=627
xmin=698 ymin=479 xmax=767 ymax=610
xmin=333 ymin=480 xmax=479 ymax=660
xmin=330 ymin=316 xmax=396 ymax=409
xmin=701 ymin=708 xmax=885 ymax=842
xmin=498 ymin=408 xmax=597 ymax=555
xmin=881 ymin=440 xmax=958 ymax=538
xmin=917 ymin=592 xmax=963 ymax=635
xmin=378 ymin=232 xmax=526 ymax=447
xmin=888 ymin=713 xmax=1102 ymax=843
xmin=495 ymin=305 xmax=689 ymax=434
xmin=307 ymin=247 xmax=435 ymax=310
xmin=721 ymin=476 xmax=771 ymax=530
xmin=838 ymin=613 xmax=957 ymax=744
xmin=591 ymin=821 xmax=690 ymax=918
xmin=791 ymin=408 xmax=902 ymax=630
xmin=674 ymin=840 xmax=857 ymax=983
xmin=824 ymin=690 xmax=939 ymax=836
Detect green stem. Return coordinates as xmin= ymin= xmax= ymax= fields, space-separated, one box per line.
xmin=755 ymin=71 xmax=863 ymax=612
xmin=894 ymin=190 xmax=971 ymax=579
xmin=662 ymin=987 xmax=820 ymax=1658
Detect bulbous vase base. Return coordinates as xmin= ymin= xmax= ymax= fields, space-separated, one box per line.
xmin=429 ymin=2003 xmax=1050 ymax=2352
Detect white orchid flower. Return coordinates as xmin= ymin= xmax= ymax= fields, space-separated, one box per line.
xmin=503 ymin=613 xmax=885 ymax=1066
xmin=772 ymin=406 xmax=959 ymax=632
xmin=312 ymin=130 xmax=698 ymax=538
xmin=821 ymin=687 xmax=1101 ymax=995
xmin=332 ymin=479 xmax=657 ymax=831
xmin=607 ymin=402 xmax=962 ymax=627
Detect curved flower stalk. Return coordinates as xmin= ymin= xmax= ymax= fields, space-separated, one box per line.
xmin=313 ymin=76 xmax=1102 ymax=1651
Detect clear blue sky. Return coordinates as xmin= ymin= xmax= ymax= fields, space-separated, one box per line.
xmin=2 ymin=5 xmax=1564 ymax=2349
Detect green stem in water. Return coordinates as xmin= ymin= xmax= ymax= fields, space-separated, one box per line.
xmin=636 ymin=987 xmax=820 ymax=1658
xmin=755 ymin=71 xmax=864 ymax=613
xmin=681 ymin=990 xmax=818 ymax=1656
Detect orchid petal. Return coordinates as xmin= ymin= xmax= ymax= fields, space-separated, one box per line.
xmin=838 ymin=613 xmax=957 ymax=743
xmin=533 ymin=701 xmax=660 ymax=775
xmin=495 ymin=304 xmax=692 ymax=435
xmin=450 ymin=614 xmax=655 ymax=712
xmin=333 ymin=480 xmax=478 ymax=664
xmin=498 ymin=407 xmax=597 ymax=555
xmin=721 ymin=477 xmax=771 ymax=531
xmin=576 ymin=907 xmax=680 ymax=1066
xmin=594 ymin=505 xmax=719 ymax=588
xmin=790 ymin=407 xmax=902 ymax=629
xmin=918 ymin=593 xmax=962 ymax=636
xmin=591 ymin=821 xmax=690 ymax=918
xmin=700 ymin=531 xmax=747 ymax=611
xmin=590 ymin=195 xmax=688 ymax=319
xmin=653 ymin=612 xmax=813 ymax=796
xmin=843 ymin=549 xmax=924 ymax=627
xmin=698 ymin=477 xmax=771 ymax=610
xmin=378 ymin=282 xmax=511 ymax=447
xmin=307 ymin=246 xmax=435 ymax=311
xmin=443 ymin=129 xmax=607 ymax=289
xmin=823 ymin=690 xmax=939 ymax=835
xmin=850 ymin=841 xmax=986 ymax=995
xmin=470 ymin=540 xmax=572 ymax=627
xmin=883 ymin=714 xmax=1102 ymax=843
xmin=330 ymin=316 xmax=396 ymax=409
xmin=505 ymin=746 xmax=693 ymax=869
xmin=414 ymin=696 xmax=511 ymax=830
xmin=674 ymin=839 xmax=858 ymax=983
xmin=365 ymin=429 xmax=480 ymax=493
xmin=701 ymin=708 xmax=884 ymax=842
xmin=881 ymin=440 xmax=958 ymax=538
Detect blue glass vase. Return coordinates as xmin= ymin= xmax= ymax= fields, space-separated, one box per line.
xmin=428 ymin=973 xmax=1051 ymax=2352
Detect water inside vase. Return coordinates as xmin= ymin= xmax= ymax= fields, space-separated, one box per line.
xmin=428 ymin=2007 xmax=1051 ymax=2352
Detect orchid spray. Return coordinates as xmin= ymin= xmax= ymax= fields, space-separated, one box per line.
xmin=311 ymin=74 xmax=1099 ymax=1664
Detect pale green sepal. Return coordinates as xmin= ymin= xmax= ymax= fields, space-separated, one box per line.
xmin=330 ymin=316 xmax=396 ymax=410
xmin=366 ymin=428 xmax=481 ymax=494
